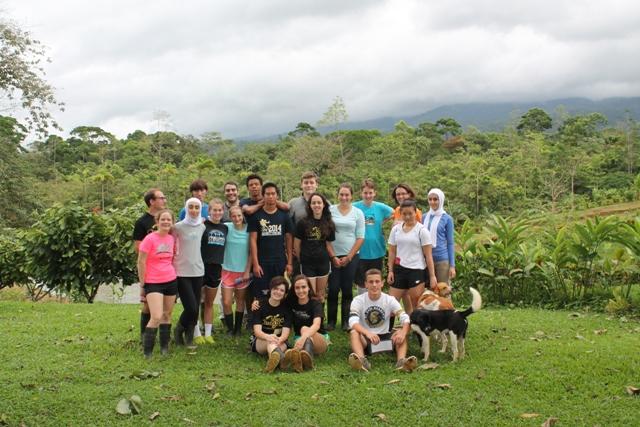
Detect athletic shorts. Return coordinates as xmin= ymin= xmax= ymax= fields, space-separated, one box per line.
xmin=144 ymin=280 xmax=178 ymax=296
xmin=364 ymin=332 xmax=394 ymax=355
xmin=391 ymin=265 xmax=425 ymax=290
xmin=250 ymin=334 xmax=289 ymax=353
xmin=355 ymin=257 xmax=383 ymax=287
xmin=203 ymin=263 xmax=222 ymax=288
xmin=251 ymin=261 xmax=286 ymax=299
xmin=300 ymin=260 xmax=331 ymax=278
xmin=221 ymin=269 xmax=250 ymax=290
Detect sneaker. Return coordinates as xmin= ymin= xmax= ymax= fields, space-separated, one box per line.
xmin=193 ymin=336 xmax=206 ymax=346
xmin=264 ymin=350 xmax=281 ymax=373
xmin=396 ymin=356 xmax=418 ymax=372
xmin=204 ymin=335 xmax=215 ymax=345
xmin=348 ymin=353 xmax=370 ymax=372
xmin=291 ymin=349 xmax=303 ymax=373
xmin=300 ymin=350 xmax=314 ymax=370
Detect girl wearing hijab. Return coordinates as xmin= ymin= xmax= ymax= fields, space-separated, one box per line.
xmin=173 ymin=197 xmax=206 ymax=347
xmin=422 ymin=188 xmax=456 ymax=285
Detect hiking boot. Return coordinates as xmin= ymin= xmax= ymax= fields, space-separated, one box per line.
xmin=348 ymin=353 xmax=370 ymax=372
xmin=264 ymin=349 xmax=282 ymax=373
xmin=396 ymin=356 xmax=418 ymax=372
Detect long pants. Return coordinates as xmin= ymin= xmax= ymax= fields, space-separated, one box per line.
xmin=177 ymin=276 xmax=204 ymax=328
xmin=327 ymin=254 xmax=359 ymax=326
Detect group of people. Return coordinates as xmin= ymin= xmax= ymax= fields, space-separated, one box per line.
xmin=133 ymin=172 xmax=456 ymax=372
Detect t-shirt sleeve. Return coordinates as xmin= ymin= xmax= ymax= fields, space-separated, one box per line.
xmin=446 ymin=215 xmax=455 ymax=266
xmin=283 ymin=307 xmax=293 ymax=328
xmin=178 ymin=208 xmax=186 ymax=221
xmin=355 ymin=209 xmax=365 ymax=239
xmin=246 ymin=214 xmax=258 ymax=233
xmin=348 ymin=297 xmax=363 ymax=327
xmin=284 ymin=212 xmax=294 ymax=235
xmin=388 ymin=224 xmax=398 ymax=245
xmin=251 ymin=302 xmax=265 ymax=326
xmin=419 ymin=226 xmax=432 ymax=246
xmin=294 ymin=220 xmax=305 ymax=240
xmin=312 ymin=300 xmax=323 ymax=320
xmin=132 ymin=220 xmax=146 ymax=241
xmin=138 ymin=234 xmax=153 ymax=254
xmin=381 ymin=203 xmax=394 ymax=219
xmin=327 ymin=228 xmax=336 ymax=242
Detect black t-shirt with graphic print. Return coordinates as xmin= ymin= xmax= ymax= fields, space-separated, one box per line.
xmin=251 ymin=299 xmax=292 ymax=336
xmin=247 ymin=208 xmax=293 ymax=264
xmin=288 ymin=298 xmax=325 ymax=336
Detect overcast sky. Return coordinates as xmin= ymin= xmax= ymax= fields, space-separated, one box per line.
xmin=6 ymin=0 xmax=640 ymax=138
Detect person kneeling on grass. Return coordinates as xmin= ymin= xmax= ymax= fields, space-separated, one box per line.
xmin=348 ymin=268 xmax=417 ymax=372
xmin=251 ymin=276 xmax=294 ymax=373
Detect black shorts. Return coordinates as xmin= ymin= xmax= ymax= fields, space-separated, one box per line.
xmin=203 ymin=263 xmax=222 ymax=288
xmin=144 ymin=280 xmax=178 ymax=296
xmin=300 ymin=260 xmax=331 ymax=278
xmin=355 ymin=258 xmax=384 ymax=287
xmin=364 ymin=332 xmax=394 ymax=355
xmin=391 ymin=265 xmax=425 ymax=290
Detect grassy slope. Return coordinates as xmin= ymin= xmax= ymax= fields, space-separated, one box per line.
xmin=1 ymin=301 xmax=639 ymax=427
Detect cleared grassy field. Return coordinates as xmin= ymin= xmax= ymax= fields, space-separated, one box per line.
xmin=1 ymin=301 xmax=639 ymax=426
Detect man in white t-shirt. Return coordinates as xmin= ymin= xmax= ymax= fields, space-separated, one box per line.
xmin=347 ymin=268 xmax=417 ymax=372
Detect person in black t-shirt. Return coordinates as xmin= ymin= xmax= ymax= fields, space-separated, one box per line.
xmin=247 ymin=183 xmax=293 ymax=301
xmin=132 ymin=188 xmax=166 ymax=342
xmin=287 ymin=275 xmax=329 ymax=371
xmin=251 ymin=277 xmax=292 ymax=373
xmin=293 ymin=193 xmax=336 ymax=304
xmin=195 ymin=199 xmax=228 ymax=345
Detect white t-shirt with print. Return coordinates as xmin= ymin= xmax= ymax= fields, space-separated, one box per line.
xmin=388 ymin=222 xmax=431 ymax=269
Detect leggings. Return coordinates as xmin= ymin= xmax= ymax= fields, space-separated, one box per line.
xmin=177 ymin=276 xmax=204 ymax=328
xmin=327 ymin=254 xmax=359 ymax=325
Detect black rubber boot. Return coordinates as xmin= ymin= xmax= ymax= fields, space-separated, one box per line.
xmin=327 ymin=299 xmax=338 ymax=331
xmin=184 ymin=323 xmax=195 ymax=347
xmin=300 ymin=338 xmax=315 ymax=370
xmin=140 ymin=312 xmax=151 ymax=343
xmin=174 ymin=322 xmax=185 ymax=346
xmin=159 ymin=324 xmax=171 ymax=355
xmin=143 ymin=327 xmax=157 ymax=359
xmin=341 ymin=299 xmax=352 ymax=332
xmin=224 ymin=314 xmax=234 ymax=335
xmin=234 ymin=311 xmax=244 ymax=336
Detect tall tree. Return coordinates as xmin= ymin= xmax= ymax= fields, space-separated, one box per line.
xmin=0 ymin=17 xmax=64 ymax=136
xmin=516 ymin=108 xmax=553 ymax=134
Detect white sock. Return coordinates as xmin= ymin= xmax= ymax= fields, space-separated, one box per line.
xmin=205 ymin=323 xmax=213 ymax=337
xmin=193 ymin=324 xmax=201 ymax=338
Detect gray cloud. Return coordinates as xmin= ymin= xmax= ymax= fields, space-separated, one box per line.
xmin=6 ymin=0 xmax=640 ymax=139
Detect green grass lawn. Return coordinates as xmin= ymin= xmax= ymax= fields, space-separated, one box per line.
xmin=1 ymin=301 xmax=639 ymax=426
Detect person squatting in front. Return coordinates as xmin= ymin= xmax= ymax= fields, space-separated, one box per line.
xmin=137 ymin=209 xmax=178 ymax=358
xmin=173 ymin=198 xmax=206 ymax=348
xmin=250 ymin=276 xmax=293 ymax=373
xmin=348 ymin=268 xmax=417 ymax=372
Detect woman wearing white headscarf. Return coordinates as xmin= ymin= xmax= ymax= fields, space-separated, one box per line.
xmin=422 ymin=189 xmax=456 ymax=285
xmin=173 ymin=197 xmax=206 ymax=347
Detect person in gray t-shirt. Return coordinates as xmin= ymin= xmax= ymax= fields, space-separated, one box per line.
xmin=288 ymin=171 xmax=319 ymax=274
xmin=173 ymin=197 xmax=206 ymax=347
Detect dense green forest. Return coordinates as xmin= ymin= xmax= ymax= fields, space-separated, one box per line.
xmin=1 ymin=107 xmax=639 ymax=228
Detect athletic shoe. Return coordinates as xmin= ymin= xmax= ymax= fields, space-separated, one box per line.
xmin=264 ymin=350 xmax=281 ymax=373
xmin=300 ymin=350 xmax=314 ymax=370
xmin=204 ymin=335 xmax=215 ymax=345
xmin=396 ymin=356 xmax=418 ymax=372
xmin=348 ymin=353 xmax=370 ymax=372
xmin=291 ymin=349 xmax=303 ymax=373
xmin=193 ymin=336 xmax=206 ymax=346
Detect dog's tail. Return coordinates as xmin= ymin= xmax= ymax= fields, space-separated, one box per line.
xmin=457 ymin=287 xmax=482 ymax=318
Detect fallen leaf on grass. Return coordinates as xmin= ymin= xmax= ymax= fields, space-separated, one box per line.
xmin=311 ymin=393 xmax=319 ymax=401
xmin=386 ymin=379 xmax=401 ymax=385
xmin=116 ymin=398 xmax=131 ymax=415
xmin=418 ymin=362 xmax=439 ymax=370
xmin=0 ymin=413 xmax=7 ymax=426
xmin=593 ymin=328 xmax=607 ymax=335
xmin=182 ymin=418 xmax=195 ymax=424
xmin=245 ymin=392 xmax=253 ymax=401
xmin=575 ymin=334 xmax=585 ymax=340
xmin=541 ymin=417 xmax=558 ymax=426
xmin=186 ymin=351 xmax=197 ymax=355
xmin=261 ymin=388 xmax=277 ymax=395
xmin=212 ymin=392 xmax=221 ymax=400
xmin=130 ymin=370 xmax=161 ymax=380
xmin=318 ymin=380 xmax=330 ymax=385
xmin=520 ymin=413 xmax=540 ymax=419
xmin=149 ymin=411 xmax=160 ymax=421
xmin=434 ymin=384 xmax=451 ymax=390
xmin=476 ymin=369 xmax=486 ymax=379
xmin=373 ymin=413 xmax=387 ymax=421
xmin=205 ymin=382 xmax=216 ymax=392
xmin=129 ymin=395 xmax=142 ymax=414
xmin=626 ymin=385 xmax=640 ymax=396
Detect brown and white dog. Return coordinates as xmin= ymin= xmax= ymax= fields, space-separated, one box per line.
xmin=416 ymin=282 xmax=454 ymax=311
xmin=411 ymin=287 xmax=482 ymax=362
